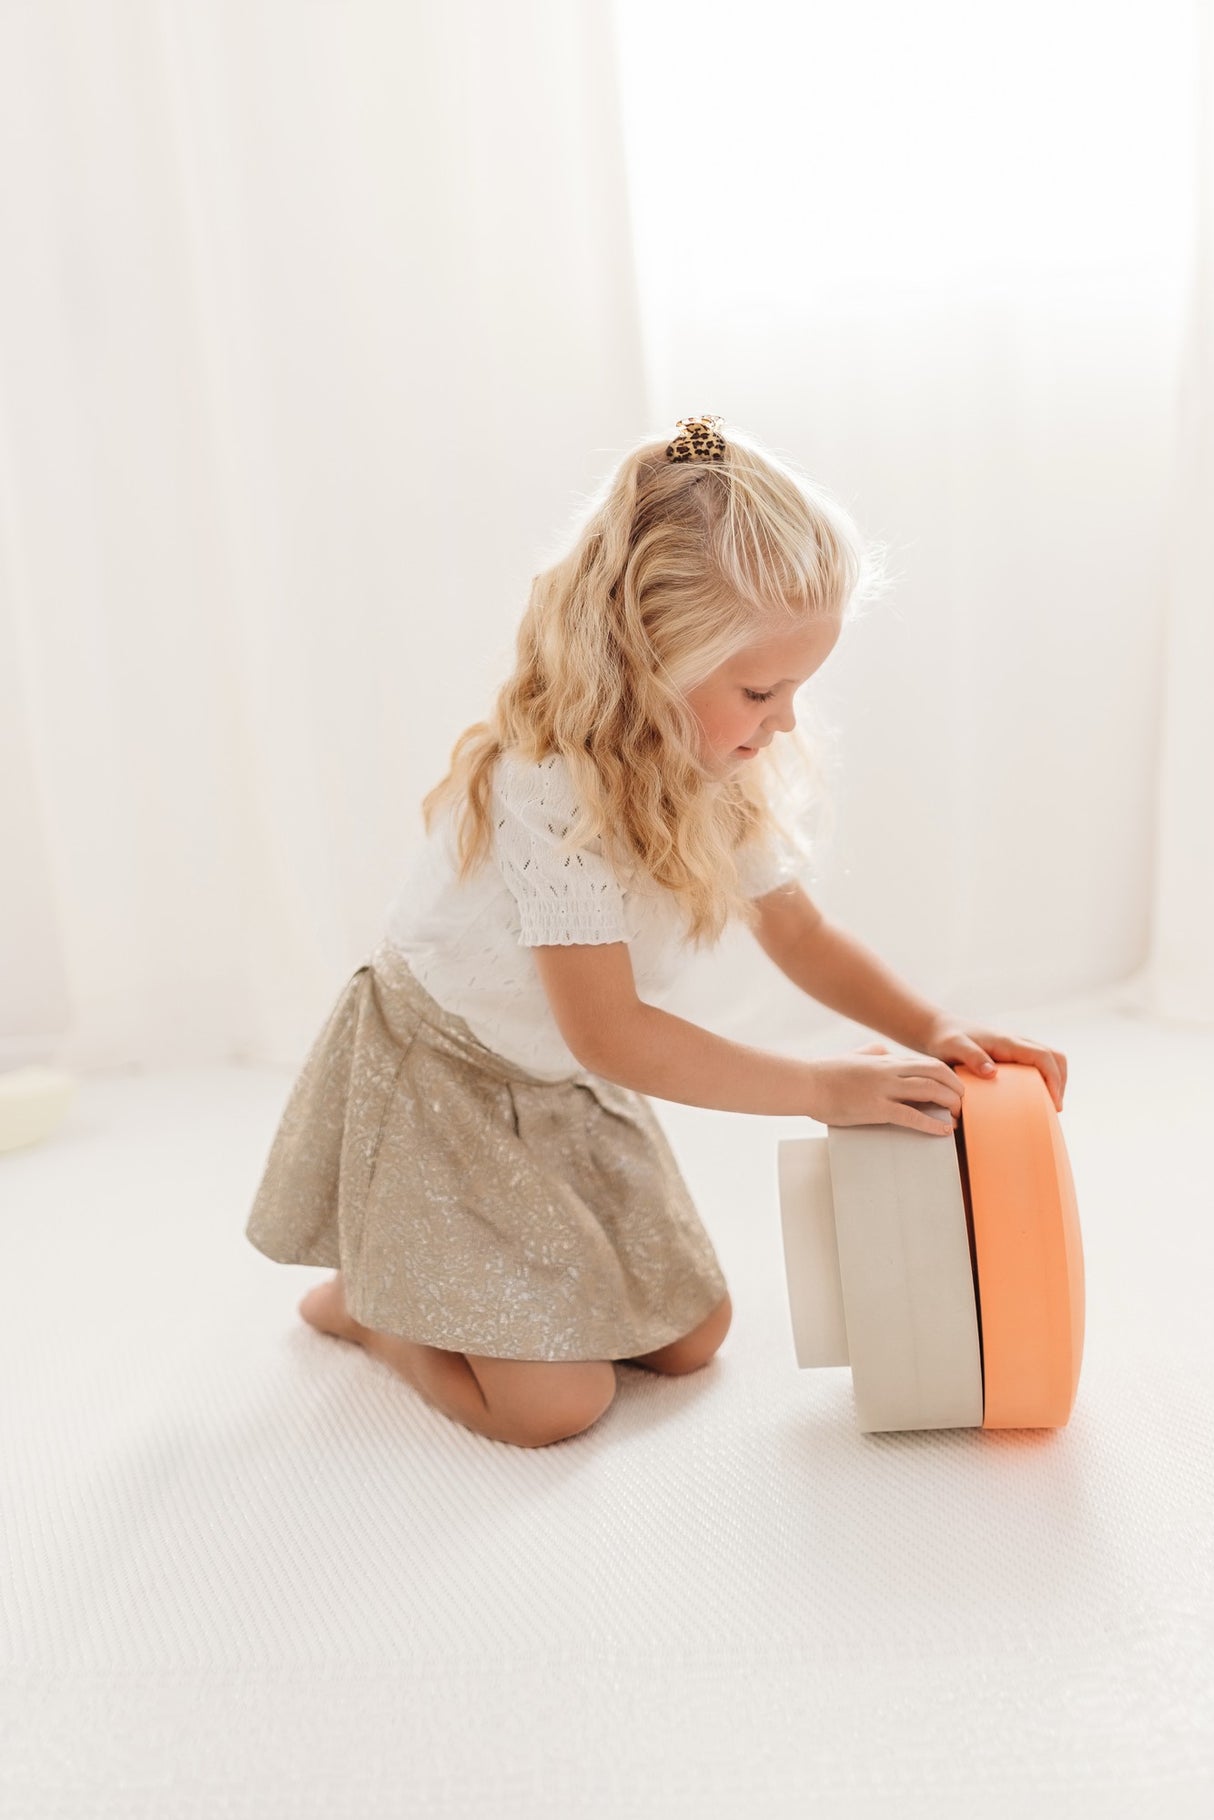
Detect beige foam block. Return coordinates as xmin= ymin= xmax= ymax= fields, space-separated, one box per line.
xmin=827 ymin=1107 xmax=984 ymax=1435
xmin=777 ymin=1136 xmax=850 ymax=1367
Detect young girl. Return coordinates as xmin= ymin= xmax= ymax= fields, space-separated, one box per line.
xmin=245 ymin=414 xmax=1066 ymax=1450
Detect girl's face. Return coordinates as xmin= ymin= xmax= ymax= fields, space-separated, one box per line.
xmin=684 ymin=614 xmax=843 ymax=774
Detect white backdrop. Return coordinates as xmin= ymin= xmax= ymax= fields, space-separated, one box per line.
xmin=0 ymin=0 xmax=1210 ymax=1074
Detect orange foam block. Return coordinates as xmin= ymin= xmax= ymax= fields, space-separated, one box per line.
xmin=961 ymin=1062 xmax=1084 ymax=1429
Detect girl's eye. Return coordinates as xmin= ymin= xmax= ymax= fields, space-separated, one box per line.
xmin=744 ymin=689 xmax=775 ymax=703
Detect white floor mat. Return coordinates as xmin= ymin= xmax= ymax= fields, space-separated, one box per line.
xmin=3 ymin=1009 xmax=1211 ymax=1817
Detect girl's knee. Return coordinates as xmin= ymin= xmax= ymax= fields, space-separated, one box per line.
xmin=465 ymin=1354 xmax=618 ymax=1447
xmin=627 ymin=1291 xmax=733 ymax=1375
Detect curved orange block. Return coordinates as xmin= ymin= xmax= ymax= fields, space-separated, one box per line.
xmin=960 ymin=1063 xmax=1085 ymax=1429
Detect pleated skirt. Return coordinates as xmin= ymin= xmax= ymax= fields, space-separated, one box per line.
xmin=244 ymin=939 xmax=728 ymax=1361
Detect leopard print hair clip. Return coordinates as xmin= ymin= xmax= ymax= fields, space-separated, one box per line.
xmin=665 ymin=415 xmax=726 ymax=463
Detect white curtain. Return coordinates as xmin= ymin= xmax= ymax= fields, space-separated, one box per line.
xmin=1136 ymin=0 xmax=1214 ymax=1025
xmin=615 ymin=0 xmax=1213 ymax=1040
xmin=1 ymin=0 xmax=1209 ymax=1078
xmin=0 ymin=0 xmax=649 ymax=1071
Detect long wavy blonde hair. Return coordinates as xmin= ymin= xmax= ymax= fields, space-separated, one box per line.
xmin=421 ymin=422 xmax=884 ymax=948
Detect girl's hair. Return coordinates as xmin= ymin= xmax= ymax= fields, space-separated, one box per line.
xmin=421 ymin=423 xmax=886 ymax=947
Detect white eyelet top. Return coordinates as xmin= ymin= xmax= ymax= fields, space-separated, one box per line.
xmin=382 ymin=748 xmax=806 ymax=1082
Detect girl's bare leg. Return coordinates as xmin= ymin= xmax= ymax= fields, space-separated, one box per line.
xmin=298 ymin=1274 xmax=617 ymax=1447
xmin=299 ymin=1274 xmax=502 ymax=1438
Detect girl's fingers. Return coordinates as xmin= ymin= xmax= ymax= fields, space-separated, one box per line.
xmin=900 ymin=1076 xmax=962 ymax=1112
xmin=1012 ymin=1042 xmax=1065 ymax=1106
xmin=893 ymin=1106 xmax=956 ymax=1136
xmin=899 ymin=1059 xmax=963 ymax=1085
xmin=992 ymin=1040 xmax=1067 ymax=1108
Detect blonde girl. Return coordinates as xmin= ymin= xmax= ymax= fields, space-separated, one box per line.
xmin=245 ymin=415 xmax=1066 ymax=1448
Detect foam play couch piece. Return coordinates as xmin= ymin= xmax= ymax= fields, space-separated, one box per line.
xmin=777 ymin=1061 xmax=1085 ymax=1435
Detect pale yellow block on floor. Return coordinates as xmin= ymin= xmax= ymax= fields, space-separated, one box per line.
xmin=0 ymin=1066 xmax=77 ymax=1154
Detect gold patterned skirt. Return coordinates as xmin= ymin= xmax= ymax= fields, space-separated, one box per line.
xmin=244 ymin=939 xmax=728 ymax=1362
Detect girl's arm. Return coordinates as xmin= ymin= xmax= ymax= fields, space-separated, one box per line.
xmin=752 ymin=885 xmax=943 ymax=1053
xmin=534 ymin=940 xmax=824 ymax=1116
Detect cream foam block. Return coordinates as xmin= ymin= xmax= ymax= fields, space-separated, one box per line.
xmin=776 ymin=1135 xmax=850 ymax=1368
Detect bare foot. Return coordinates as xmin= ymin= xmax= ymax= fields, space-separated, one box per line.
xmin=298 ymin=1273 xmax=365 ymax=1344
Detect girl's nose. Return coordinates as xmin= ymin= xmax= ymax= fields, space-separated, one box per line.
xmin=767 ymin=702 xmax=796 ymax=737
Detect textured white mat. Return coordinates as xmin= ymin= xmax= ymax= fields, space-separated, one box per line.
xmin=3 ymin=1009 xmax=1212 ymax=1817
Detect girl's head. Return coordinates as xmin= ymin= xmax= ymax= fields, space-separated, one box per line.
xmin=423 ymin=420 xmax=884 ymax=947
xmin=681 ymin=614 xmax=844 ymax=778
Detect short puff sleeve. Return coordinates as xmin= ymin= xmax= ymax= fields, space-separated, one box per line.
xmin=492 ymin=751 xmax=631 ymax=947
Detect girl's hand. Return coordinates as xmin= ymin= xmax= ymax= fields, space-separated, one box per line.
xmin=807 ymin=1046 xmax=964 ymax=1136
xmin=914 ymin=1015 xmax=1067 ymax=1112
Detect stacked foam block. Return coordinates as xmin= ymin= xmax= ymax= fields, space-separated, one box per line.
xmin=778 ymin=1062 xmax=1084 ymax=1434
